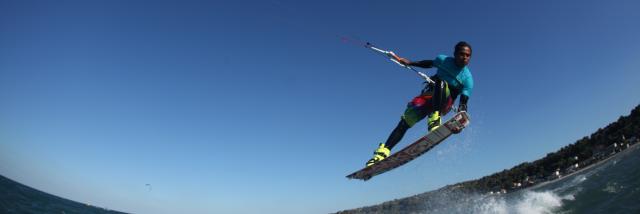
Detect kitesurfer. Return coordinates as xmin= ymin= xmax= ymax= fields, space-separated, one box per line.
xmin=367 ymin=41 xmax=475 ymax=166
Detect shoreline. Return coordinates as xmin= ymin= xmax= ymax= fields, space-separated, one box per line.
xmin=527 ymin=142 xmax=640 ymax=190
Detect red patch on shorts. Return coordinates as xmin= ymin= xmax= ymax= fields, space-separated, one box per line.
xmin=411 ymin=96 xmax=431 ymax=107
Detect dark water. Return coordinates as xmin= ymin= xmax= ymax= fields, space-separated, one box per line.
xmin=340 ymin=144 xmax=640 ymax=214
xmin=430 ymin=144 xmax=640 ymax=214
xmin=537 ymin=144 xmax=640 ymax=214
xmin=0 ymin=175 xmax=127 ymax=214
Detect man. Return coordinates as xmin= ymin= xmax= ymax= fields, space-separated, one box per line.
xmin=366 ymin=41 xmax=474 ymax=166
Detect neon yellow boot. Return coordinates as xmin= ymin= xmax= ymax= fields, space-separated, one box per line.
xmin=428 ymin=111 xmax=441 ymax=132
xmin=366 ymin=143 xmax=391 ymax=167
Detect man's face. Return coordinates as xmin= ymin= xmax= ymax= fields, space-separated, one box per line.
xmin=454 ymin=46 xmax=471 ymax=67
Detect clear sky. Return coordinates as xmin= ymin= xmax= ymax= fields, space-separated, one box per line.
xmin=1 ymin=0 xmax=639 ymax=213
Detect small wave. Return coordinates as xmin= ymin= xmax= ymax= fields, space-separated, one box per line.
xmin=425 ymin=190 xmax=573 ymax=214
xmin=575 ymin=176 xmax=587 ymax=183
xmin=469 ymin=191 xmax=574 ymax=214
xmin=602 ymin=181 xmax=624 ymax=193
xmin=473 ymin=196 xmax=508 ymax=214
xmin=514 ymin=191 xmax=573 ymax=214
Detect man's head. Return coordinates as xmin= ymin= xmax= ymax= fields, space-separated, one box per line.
xmin=454 ymin=41 xmax=472 ymax=67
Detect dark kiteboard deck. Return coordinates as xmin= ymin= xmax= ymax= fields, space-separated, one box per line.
xmin=347 ymin=111 xmax=470 ymax=181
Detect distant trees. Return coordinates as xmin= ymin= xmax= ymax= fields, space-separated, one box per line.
xmin=459 ymin=104 xmax=640 ymax=193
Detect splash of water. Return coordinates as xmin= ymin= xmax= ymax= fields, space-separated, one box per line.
xmin=463 ymin=191 xmax=574 ymax=214
xmin=514 ymin=191 xmax=572 ymax=214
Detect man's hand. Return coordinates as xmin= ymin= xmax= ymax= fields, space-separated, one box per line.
xmin=458 ymin=104 xmax=467 ymax=112
xmin=458 ymin=95 xmax=469 ymax=113
xmin=390 ymin=53 xmax=410 ymax=65
xmin=453 ymin=103 xmax=467 ymax=134
xmin=397 ymin=57 xmax=410 ymax=65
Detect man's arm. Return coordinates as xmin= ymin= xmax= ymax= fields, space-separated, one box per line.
xmin=458 ymin=94 xmax=469 ymax=112
xmin=452 ymin=94 xmax=469 ymax=134
xmin=408 ymin=60 xmax=433 ymax=68
xmin=393 ymin=55 xmax=434 ymax=68
xmin=458 ymin=72 xmax=473 ymax=112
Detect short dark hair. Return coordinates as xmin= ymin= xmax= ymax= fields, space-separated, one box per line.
xmin=455 ymin=41 xmax=472 ymax=54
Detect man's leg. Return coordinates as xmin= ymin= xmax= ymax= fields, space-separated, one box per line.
xmin=366 ymin=94 xmax=433 ymax=166
xmin=383 ymin=119 xmax=411 ymax=150
xmin=427 ymin=79 xmax=453 ymax=132
xmin=389 ymin=94 xmax=433 ymax=148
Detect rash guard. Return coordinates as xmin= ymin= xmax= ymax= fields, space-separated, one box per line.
xmin=433 ymin=55 xmax=474 ymax=98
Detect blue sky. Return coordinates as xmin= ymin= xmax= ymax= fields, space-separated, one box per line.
xmin=1 ymin=0 xmax=639 ymax=213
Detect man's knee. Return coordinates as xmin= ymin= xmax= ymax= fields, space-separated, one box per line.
xmin=400 ymin=114 xmax=417 ymax=128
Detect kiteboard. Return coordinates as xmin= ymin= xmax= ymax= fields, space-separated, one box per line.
xmin=346 ymin=111 xmax=470 ymax=181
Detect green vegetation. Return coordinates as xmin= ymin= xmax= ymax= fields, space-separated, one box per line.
xmin=459 ymin=104 xmax=640 ymax=193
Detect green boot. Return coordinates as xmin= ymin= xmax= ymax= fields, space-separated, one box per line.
xmin=366 ymin=143 xmax=391 ymax=167
xmin=428 ymin=111 xmax=441 ymax=132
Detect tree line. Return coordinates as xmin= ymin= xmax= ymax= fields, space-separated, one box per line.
xmin=458 ymin=104 xmax=640 ymax=193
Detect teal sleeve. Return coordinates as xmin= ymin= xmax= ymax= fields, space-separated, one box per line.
xmin=433 ymin=55 xmax=447 ymax=68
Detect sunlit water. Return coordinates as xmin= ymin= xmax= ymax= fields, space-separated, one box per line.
xmin=434 ymin=144 xmax=639 ymax=214
xmin=341 ymin=144 xmax=640 ymax=214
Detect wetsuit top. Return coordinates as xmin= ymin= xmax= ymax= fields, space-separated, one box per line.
xmin=433 ymin=55 xmax=474 ymax=97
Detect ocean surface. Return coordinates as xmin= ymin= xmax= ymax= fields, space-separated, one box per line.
xmin=340 ymin=143 xmax=640 ymax=214
xmin=0 ymin=175 xmax=126 ymax=214
xmin=441 ymin=144 xmax=639 ymax=214
xmin=3 ymin=144 xmax=639 ymax=214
